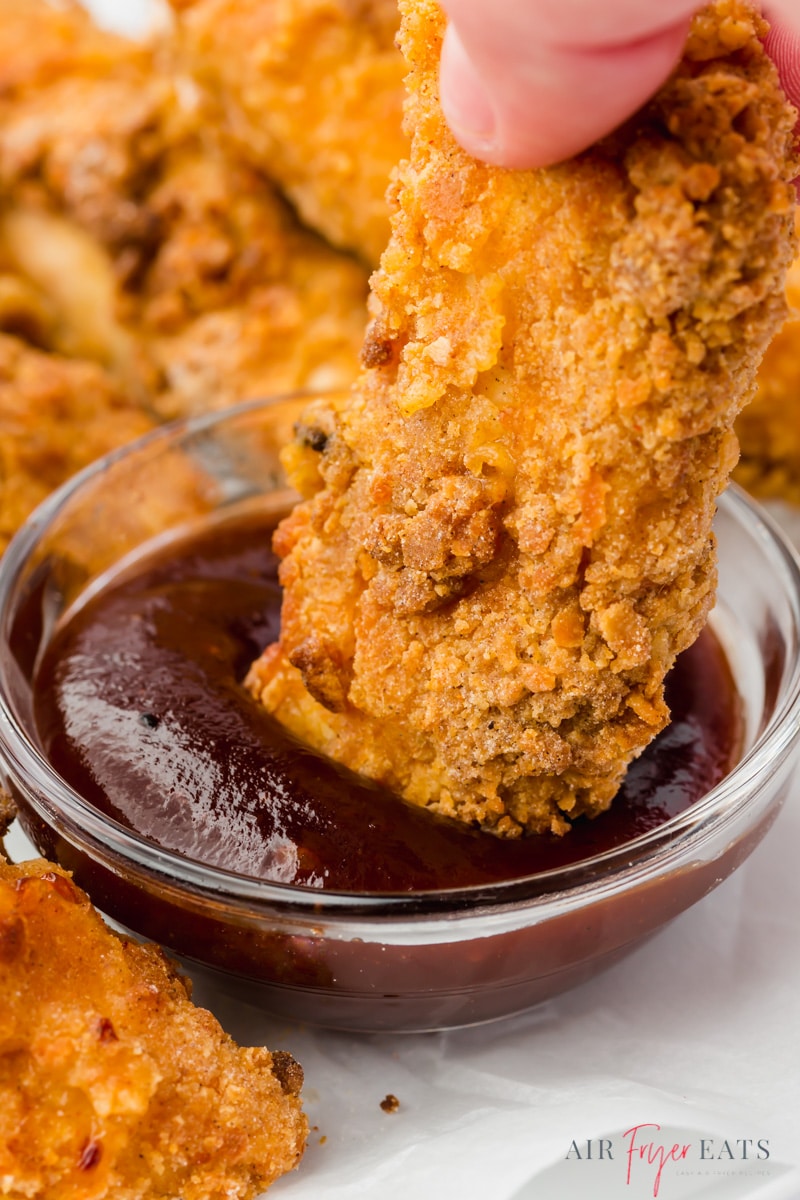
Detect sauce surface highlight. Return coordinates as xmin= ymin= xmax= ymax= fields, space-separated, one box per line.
xmin=33 ymin=513 xmax=743 ymax=893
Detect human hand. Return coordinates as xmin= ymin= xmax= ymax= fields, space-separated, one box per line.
xmin=438 ymin=0 xmax=800 ymax=168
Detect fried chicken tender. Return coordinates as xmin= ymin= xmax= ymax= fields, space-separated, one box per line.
xmin=735 ymin=220 xmax=800 ymax=503
xmin=0 ymin=333 xmax=154 ymax=556
xmin=248 ymin=0 xmax=796 ymax=837
xmin=0 ymin=857 xmax=306 ymax=1199
xmin=0 ymin=0 xmax=368 ymax=422
xmin=168 ymin=0 xmax=408 ymax=265
xmin=119 ymin=144 xmax=369 ymax=421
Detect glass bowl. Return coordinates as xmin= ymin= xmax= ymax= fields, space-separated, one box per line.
xmin=1 ymin=394 xmax=799 ymax=1033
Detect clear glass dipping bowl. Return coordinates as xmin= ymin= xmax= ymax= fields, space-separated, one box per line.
xmin=1 ymin=394 xmax=799 ymax=1033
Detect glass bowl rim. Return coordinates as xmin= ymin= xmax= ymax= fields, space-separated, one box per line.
xmin=1 ymin=393 xmax=799 ymax=922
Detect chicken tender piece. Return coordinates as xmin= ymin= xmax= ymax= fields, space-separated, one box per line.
xmin=0 ymin=0 xmax=170 ymax=260
xmin=735 ymin=227 xmax=800 ymax=503
xmin=0 ymin=0 xmax=368 ymax=421
xmin=0 ymin=333 xmax=154 ymax=556
xmin=0 ymin=857 xmax=306 ymax=1199
xmin=116 ymin=146 xmax=370 ymax=421
xmin=248 ymin=0 xmax=796 ymax=836
xmin=168 ymin=0 xmax=408 ymax=265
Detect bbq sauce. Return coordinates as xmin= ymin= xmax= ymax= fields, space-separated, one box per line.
xmin=33 ymin=513 xmax=743 ymax=893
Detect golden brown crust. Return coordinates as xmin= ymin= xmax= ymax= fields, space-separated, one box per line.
xmin=0 ymin=858 xmax=306 ymax=1199
xmin=0 ymin=333 xmax=154 ymax=556
xmin=249 ymin=0 xmax=797 ymax=836
xmin=735 ymin=221 xmax=800 ymax=504
xmin=122 ymin=145 xmax=369 ymax=421
xmin=167 ymin=0 xmax=408 ymax=265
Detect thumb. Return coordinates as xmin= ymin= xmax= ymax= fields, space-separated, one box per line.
xmin=438 ymin=0 xmax=776 ymax=169
xmin=763 ymin=18 xmax=800 ymax=116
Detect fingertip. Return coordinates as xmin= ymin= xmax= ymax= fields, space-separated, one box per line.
xmin=764 ymin=22 xmax=800 ymax=119
xmin=440 ymin=17 xmax=692 ymax=169
xmin=439 ymin=25 xmax=499 ymax=161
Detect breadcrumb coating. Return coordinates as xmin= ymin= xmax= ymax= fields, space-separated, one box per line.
xmin=167 ymin=0 xmax=408 ymax=265
xmin=735 ymin=218 xmax=800 ymax=503
xmin=248 ymin=0 xmax=797 ymax=836
xmin=0 ymin=333 xmax=154 ymax=556
xmin=0 ymin=858 xmax=306 ymax=1200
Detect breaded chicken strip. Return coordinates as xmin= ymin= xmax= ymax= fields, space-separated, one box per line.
xmin=0 ymin=0 xmax=368 ymax=421
xmin=168 ymin=0 xmax=408 ymax=265
xmin=0 ymin=857 xmax=306 ymax=1199
xmin=735 ymin=223 xmax=800 ymax=503
xmin=116 ymin=145 xmax=369 ymax=421
xmin=0 ymin=333 xmax=154 ymax=556
xmin=248 ymin=0 xmax=796 ymax=836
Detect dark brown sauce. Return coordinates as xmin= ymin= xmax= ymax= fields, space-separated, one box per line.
xmin=33 ymin=513 xmax=743 ymax=894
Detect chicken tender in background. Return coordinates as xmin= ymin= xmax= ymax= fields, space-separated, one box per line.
xmin=0 ymin=0 xmax=369 ymax=423
xmin=0 ymin=857 xmax=306 ymax=1200
xmin=0 ymin=0 xmax=139 ymax=97
xmin=0 ymin=333 xmax=154 ymax=555
xmin=735 ymin=228 xmax=800 ymax=504
xmin=115 ymin=145 xmax=370 ymax=422
xmin=248 ymin=0 xmax=796 ymax=837
xmin=167 ymin=0 xmax=408 ymax=266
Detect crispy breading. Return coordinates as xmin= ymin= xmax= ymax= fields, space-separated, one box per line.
xmin=0 ymin=0 xmax=368 ymax=422
xmin=248 ymin=0 xmax=796 ymax=836
xmin=735 ymin=221 xmax=800 ymax=503
xmin=0 ymin=333 xmax=154 ymax=556
xmin=168 ymin=0 xmax=408 ymax=265
xmin=0 ymin=857 xmax=306 ymax=1199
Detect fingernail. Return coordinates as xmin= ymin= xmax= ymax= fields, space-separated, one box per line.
xmin=440 ymin=25 xmax=497 ymax=153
